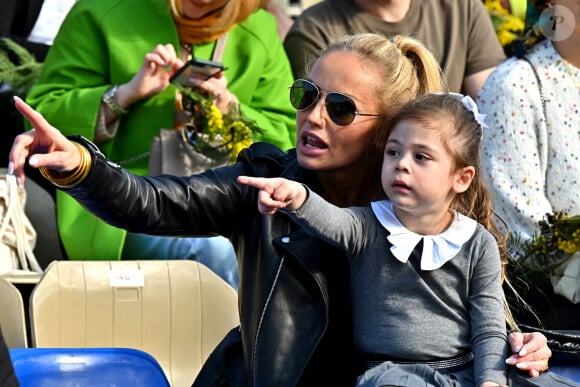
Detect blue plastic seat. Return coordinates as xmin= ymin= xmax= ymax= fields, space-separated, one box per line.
xmin=550 ymin=354 xmax=580 ymax=384
xmin=10 ymin=347 xmax=170 ymax=386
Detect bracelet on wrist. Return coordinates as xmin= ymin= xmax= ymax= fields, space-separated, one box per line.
xmin=39 ymin=142 xmax=92 ymax=188
xmin=102 ymin=85 xmax=128 ymax=116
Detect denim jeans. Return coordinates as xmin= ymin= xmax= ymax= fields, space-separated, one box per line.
xmin=122 ymin=233 xmax=239 ymax=290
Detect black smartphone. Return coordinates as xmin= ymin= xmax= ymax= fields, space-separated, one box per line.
xmin=170 ymin=58 xmax=225 ymax=85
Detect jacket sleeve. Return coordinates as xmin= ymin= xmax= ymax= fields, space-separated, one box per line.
xmin=62 ymin=138 xmax=288 ymax=237
xmin=288 ymin=190 xmax=368 ymax=255
xmin=469 ymin=228 xmax=509 ymax=386
xmin=232 ymin=10 xmax=296 ymax=152
xmin=24 ymin=3 xmax=109 ymax=138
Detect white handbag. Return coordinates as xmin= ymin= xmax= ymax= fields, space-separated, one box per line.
xmin=0 ymin=174 xmax=42 ymax=276
xmin=551 ymin=252 xmax=580 ymax=304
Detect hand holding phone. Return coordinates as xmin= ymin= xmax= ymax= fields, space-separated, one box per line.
xmin=170 ymin=58 xmax=226 ymax=86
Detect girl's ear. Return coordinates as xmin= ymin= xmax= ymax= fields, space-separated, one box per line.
xmin=453 ymin=166 xmax=475 ymax=193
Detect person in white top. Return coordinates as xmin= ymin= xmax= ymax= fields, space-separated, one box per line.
xmin=477 ymin=0 xmax=579 ymax=243
xmin=0 ymin=0 xmax=77 ymax=61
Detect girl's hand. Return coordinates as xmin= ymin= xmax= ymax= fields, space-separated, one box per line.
xmin=237 ymin=176 xmax=307 ymax=215
xmin=9 ymin=97 xmax=81 ymax=185
xmin=117 ymin=43 xmax=184 ymax=106
xmin=189 ymin=73 xmax=238 ymax=114
xmin=506 ymin=331 xmax=551 ymax=377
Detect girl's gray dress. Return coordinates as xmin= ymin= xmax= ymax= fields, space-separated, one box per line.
xmin=287 ymin=194 xmax=509 ymax=387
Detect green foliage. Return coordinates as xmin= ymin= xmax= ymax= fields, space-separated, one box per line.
xmin=175 ymin=83 xmax=261 ymax=162
xmin=508 ymin=212 xmax=580 ymax=288
xmin=0 ymin=38 xmax=43 ymax=97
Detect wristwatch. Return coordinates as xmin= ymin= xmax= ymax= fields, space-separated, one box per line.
xmin=102 ymin=85 xmax=128 ymax=116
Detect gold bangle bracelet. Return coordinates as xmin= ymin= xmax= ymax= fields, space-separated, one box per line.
xmin=39 ymin=142 xmax=92 ymax=188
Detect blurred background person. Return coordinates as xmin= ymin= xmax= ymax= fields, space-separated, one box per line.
xmin=0 ymin=0 xmax=77 ymax=165
xmin=478 ymin=0 xmax=579 ymax=255
xmin=0 ymin=0 xmax=76 ymax=61
xmin=24 ymin=0 xmax=297 ymax=290
xmin=284 ymin=0 xmax=506 ymax=99
xmin=477 ymin=0 xmax=579 ymax=328
xmin=263 ymin=0 xmax=296 ymax=40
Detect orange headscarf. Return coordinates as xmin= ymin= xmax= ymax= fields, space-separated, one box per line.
xmin=169 ymin=0 xmax=267 ymax=45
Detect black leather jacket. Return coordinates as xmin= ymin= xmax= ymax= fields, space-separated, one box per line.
xmin=66 ymin=138 xmax=358 ymax=387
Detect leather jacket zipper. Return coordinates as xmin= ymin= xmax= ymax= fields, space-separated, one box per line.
xmin=250 ymin=255 xmax=285 ymax=386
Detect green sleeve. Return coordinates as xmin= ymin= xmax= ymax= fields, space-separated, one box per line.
xmin=220 ymin=10 xmax=297 ymax=152
xmin=25 ymin=4 xmax=109 ymax=139
xmin=238 ymin=26 xmax=296 ymax=152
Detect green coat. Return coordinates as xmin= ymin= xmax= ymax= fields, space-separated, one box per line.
xmin=26 ymin=0 xmax=296 ymax=260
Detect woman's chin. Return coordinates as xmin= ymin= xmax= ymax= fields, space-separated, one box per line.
xmin=296 ymin=151 xmax=328 ymax=170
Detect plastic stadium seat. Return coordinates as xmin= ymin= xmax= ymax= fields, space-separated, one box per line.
xmin=29 ymin=260 xmax=239 ymax=387
xmin=10 ymin=347 xmax=170 ymax=386
xmin=0 ymin=276 xmax=27 ymax=348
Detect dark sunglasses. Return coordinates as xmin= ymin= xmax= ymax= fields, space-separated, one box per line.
xmin=289 ymin=79 xmax=381 ymax=126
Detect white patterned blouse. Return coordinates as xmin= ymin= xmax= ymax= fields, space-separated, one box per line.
xmin=477 ymin=39 xmax=580 ymax=243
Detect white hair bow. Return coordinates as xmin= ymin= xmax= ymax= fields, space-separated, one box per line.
xmin=448 ymin=92 xmax=489 ymax=137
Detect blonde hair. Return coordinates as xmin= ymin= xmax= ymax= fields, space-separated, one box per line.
xmin=169 ymin=0 xmax=266 ymax=44
xmin=321 ymin=33 xmax=445 ymax=118
xmin=388 ymin=93 xmax=518 ymax=329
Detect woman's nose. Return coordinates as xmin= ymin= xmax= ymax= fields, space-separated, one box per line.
xmin=304 ymin=96 xmax=327 ymax=126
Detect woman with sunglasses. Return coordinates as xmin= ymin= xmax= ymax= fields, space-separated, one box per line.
xmin=9 ymin=32 xmax=552 ymax=386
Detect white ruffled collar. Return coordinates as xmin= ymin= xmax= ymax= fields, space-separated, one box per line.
xmin=370 ymin=200 xmax=477 ymax=270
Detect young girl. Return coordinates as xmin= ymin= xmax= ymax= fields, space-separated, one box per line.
xmin=238 ymin=93 xmax=510 ymax=387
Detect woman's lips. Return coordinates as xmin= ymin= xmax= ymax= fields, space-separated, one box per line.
xmin=303 ymin=135 xmax=327 ymax=149
xmin=298 ymin=134 xmax=328 ymax=156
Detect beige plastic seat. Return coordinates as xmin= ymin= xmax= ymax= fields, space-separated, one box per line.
xmin=0 ymin=275 xmax=27 ymax=348
xmin=30 ymin=260 xmax=239 ymax=387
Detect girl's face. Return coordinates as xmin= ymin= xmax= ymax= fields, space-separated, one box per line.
xmin=295 ymin=51 xmax=382 ymax=174
xmin=381 ymin=119 xmax=474 ymax=224
xmin=179 ymin=0 xmax=228 ymax=19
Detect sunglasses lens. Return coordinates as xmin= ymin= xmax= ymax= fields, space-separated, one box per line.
xmin=289 ymin=80 xmax=319 ymax=110
xmin=326 ymin=93 xmax=357 ymax=126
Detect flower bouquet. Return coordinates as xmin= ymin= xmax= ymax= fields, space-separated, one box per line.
xmin=483 ymin=0 xmax=525 ymax=56
xmin=149 ymin=84 xmax=261 ymax=176
xmin=176 ymin=84 xmax=261 ymax=163
xmin=509 ymin=212 xmax=580 ymax=301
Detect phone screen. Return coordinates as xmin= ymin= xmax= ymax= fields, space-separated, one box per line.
xmin=170 ymin=58 xmax=225 ymax=85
